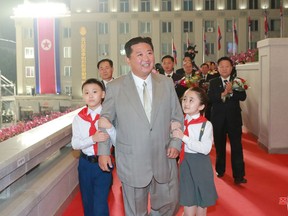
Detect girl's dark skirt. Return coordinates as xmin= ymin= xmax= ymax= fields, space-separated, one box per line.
xmin=179 ymin=152 xmax=218 ymax=208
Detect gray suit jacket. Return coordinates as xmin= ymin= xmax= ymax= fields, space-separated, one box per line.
xmin=98 ymin=72 xmax=183 ymax=187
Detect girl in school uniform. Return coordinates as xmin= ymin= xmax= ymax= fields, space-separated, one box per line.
xmin=173 ymin=87 xmax=218 ymax=216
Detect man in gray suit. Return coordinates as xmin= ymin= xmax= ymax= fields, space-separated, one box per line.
xmin=98 ymin=37 xmax=183 ymax=216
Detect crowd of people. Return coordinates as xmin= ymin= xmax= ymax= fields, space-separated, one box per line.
xmin=71 ymin=36 xmax=247 ymax=216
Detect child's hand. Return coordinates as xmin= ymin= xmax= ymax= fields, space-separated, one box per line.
xmin=171 ymin=121 xmax=181 ymax=131
xmin=172 ymin=128 xmax=184 ymax=140
xmin=92 ymin=131 xmax=109 ymax=143
xmin=98 ymin=117 xmax=112 ymax=129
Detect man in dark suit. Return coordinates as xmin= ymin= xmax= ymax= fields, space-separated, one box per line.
xmin=161 ymin=55 xmax=184 ymax=99
xmin=207 ymin=56 xmax=247 ymax=185
xmin=199 ymin=63 xmax=216 ymax=120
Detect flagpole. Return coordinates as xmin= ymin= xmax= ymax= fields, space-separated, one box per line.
xmin=232 ymin=18 xmax=235 ymax=55
xmin=248 ymin=16 xmax=251 ymax=50
xmin=202 ymin=27 xmax=205 ymax=63
xmin=280 ymin=1 xmax=283 ymax=38
xmin=171 ymin=37 xmax=173 ymax=56
xmin=186 ymin=32 xmax=189 ymax=48
xmin=217 ymin=25 xmax=219 ymax=60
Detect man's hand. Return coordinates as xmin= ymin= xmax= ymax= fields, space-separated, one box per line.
xmin=167 ymin=147 xmax=179 ymax=159
xmin=98 ymin=155 xmax=113 ymax=172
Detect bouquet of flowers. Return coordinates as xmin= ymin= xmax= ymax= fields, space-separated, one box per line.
xmin=232 ymin=77 xmax=249 ymax=91
xmin=175 ymin=73 xmax=201 ymax=88
xmin=222 ymin=77 xmax=249 ymax=102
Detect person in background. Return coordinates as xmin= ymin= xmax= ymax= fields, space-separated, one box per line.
xmin=173 ymin=87 xmax=218 ymax=216
xmin=199 ymin=63 xmax=216 ymax=120
xmin=97 ymin=59 xmax=114 ymax=90
xmin=71 ymin=78 xmax=116 ymax=216
xmin=97 ymin=36 xmax=184 ymax=216
xmin=161 ymin=55 xmax=184 ymax=99
xmin=176 ymin=56 xmax=192 ymax=77
xmin=207 ymin=56 xmax=247 ymax=185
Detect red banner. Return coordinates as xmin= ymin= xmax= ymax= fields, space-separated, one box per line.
xmin=34 ymin=18 xmax=59 ymax=94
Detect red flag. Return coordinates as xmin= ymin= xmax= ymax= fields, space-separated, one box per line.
xmin=204 ymin=33 xmax=209 ymax=56
xmin=217 ymin=25 xmax=222 ymax=50
xmin=172 ymin=40 xmax=177 ymax=65
xmin=34 ymin=18 xmax=60 ymax=94
xmin=264 ymin=9 xmax=269 ymax=37
xmin=233 ymin=22 xmax=238 ymax=45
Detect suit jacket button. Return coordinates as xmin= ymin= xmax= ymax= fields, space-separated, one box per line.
xmin=150 ymin=128 xmax=152 ymax=131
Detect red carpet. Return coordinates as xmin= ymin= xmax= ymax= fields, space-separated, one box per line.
xmin=63 ymin=133 xmax=288 ymax=216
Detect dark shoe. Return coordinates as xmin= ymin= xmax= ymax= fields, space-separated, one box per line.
xmin=216 ymin=172 xmax=224 ymax=178
xmin=234 ymin=178 xmax=247 ymax=184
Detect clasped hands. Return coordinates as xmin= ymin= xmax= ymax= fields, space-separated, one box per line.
xmin=221 ymin=81 xmax=233 ymax=102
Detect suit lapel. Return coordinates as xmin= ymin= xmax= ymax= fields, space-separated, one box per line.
xmin=122 ymin=72 xmax=151 ymax=124
xmin=150 ymin=73 xmax=163 ymax=126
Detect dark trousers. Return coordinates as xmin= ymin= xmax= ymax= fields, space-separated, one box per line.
xmin=78 ymin=157 xmax=112 ymax=216
xmin=213 ymin=121 xmax=245 ymax=179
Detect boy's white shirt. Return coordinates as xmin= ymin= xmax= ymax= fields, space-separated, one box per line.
xmin=71 ymin=106 xmax=116 ymax=156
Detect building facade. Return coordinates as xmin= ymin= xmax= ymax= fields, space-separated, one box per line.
xmin=13 ymin=0 xmax=288 ymax=99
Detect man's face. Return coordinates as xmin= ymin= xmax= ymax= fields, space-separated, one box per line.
xmin=201 ymin=65 xmax=209 ymax=75
xmin=161 ymin=58 xmax=174 ymax=74
xmin=99 ymin=61 xmax=113 ymax=81
xmin=126 ymin=42 xmax=155 ymax=79
xmin=218 ymin=60 xmax=232 ymax=79
xmin=183 ymin=62 xmax=193 ymax=75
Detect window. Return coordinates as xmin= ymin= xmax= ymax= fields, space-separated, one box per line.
xmin=65 ymin=86 xmax=72 ymax=95
xmin=24 ymin=28 xmax=33 ymax=39
xmin=270 ymin=0 xmax=281 ymax=9
xmin=183 ymin=0 xmax=193 ymax=11
xmin=120 ymin=44 xmax=126 ymax=55
xmin=24 ymin=47 xmax=34 ymax=59
xmin=120 ymin=22 xmax=129 ymax=34
xmin=99 ymin=44 xmax=109 ymax=56
xmin=141 ymin=0 xmax=151 ymax=12
xmin=26 ymin=86 xmax=33 ymax=95
xmin=120 ymin=0 xmax=129 ymax=12
xmin=162 ymin=22 xmax=172 ymax=33
xmin=248 ymin=0 xmax=258 ymax=9
xmin=63 ymin=27 xmax=71 ymax=38
xmin=183 ymin=21 xmax=193 ymax=32
xmin=227 ymin=42 xmax=237 ymax=54
xmin=226 ymin=20 xmax=233 ymax=32
xmin=227 ymin=0 xmax=236 ymax=10
xmin=25 ymin=66 xmax=35 ymax=77
xmin=140 ymin=21 xmax=151 ymax=33
xmin=205 ymin=0 xmax=215 ymax=10
xmin=64 ymin=47 xmax=71 ymax=58
xmin=120 ymin=65 xmax=130 ymax=76
xmin=162 ymin=0 xmax=172 ymax=11
xmin=250 ymin=42 xmax=257 ymax=49
xmin=270 ymin=19 xmax=280 ymax=31
xmin=99 ymin=22 xmax=108 ymax=34
xmin=99 ymin=0 xmax=108 ymax=12
xmin=204 ymin=20 xmax=214 ymax=32
xmin=64 ymin=66 xmax=72 ymax=77
xmin=206 ymin=43 xmax=215 ymax=55
xmin=161 ymin=43 xmax=171 ymax=56
xmin=250 ymin=20 xmax=258 ymax=31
